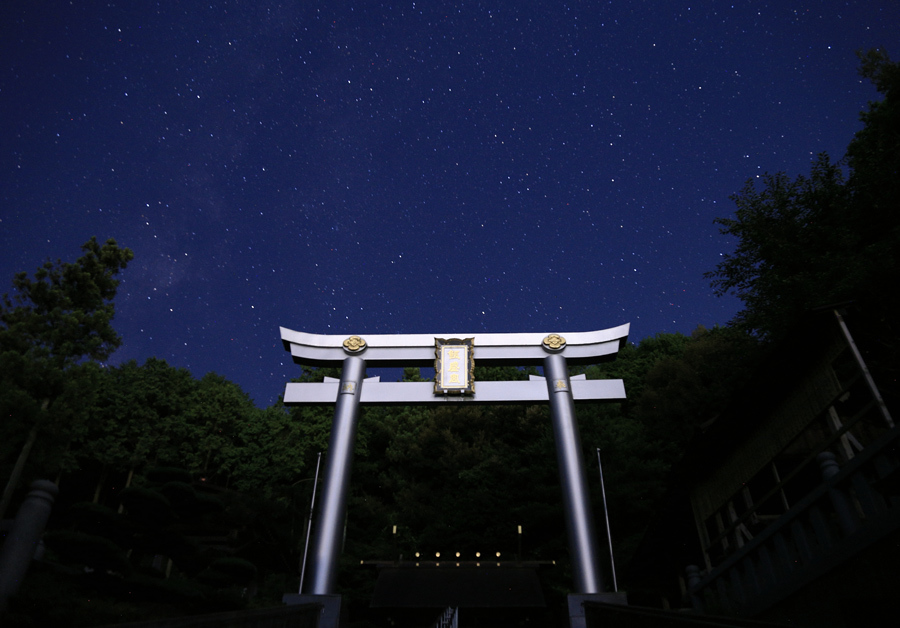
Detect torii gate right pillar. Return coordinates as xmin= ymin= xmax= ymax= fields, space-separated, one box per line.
xmin=544 ymin=352 xmax=605 ymax=594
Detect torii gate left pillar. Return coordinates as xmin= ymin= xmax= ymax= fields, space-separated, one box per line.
xmin=280 ymin=326 xmax=630 ymax=625
xmin=303 ymin=356 xmax=365 ymax=594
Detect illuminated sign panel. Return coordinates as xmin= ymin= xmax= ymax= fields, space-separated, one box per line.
xmin=434 ymin=338 xmax=475 ymax=395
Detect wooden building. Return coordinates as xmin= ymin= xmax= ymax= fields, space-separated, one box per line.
xmin=628 ymin=308 xmax=899 ymax=627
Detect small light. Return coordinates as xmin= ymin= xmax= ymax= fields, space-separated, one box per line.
xmin=415 ymin=552 xmax=420 ymax=558
xmin=496 ymin=552 xmax=501 ymax=558
xmin=392 ymin=525 xmax=397 ymax=535
xmin=518 ymin=525 xmax=522 ymax=534
xmin=475 ymin=552 xmax=481 ymax=558
xmin=455 ymin=552 xmax=460 ymax=558
xmin=435 ymin=552 xmax=441 ymax=558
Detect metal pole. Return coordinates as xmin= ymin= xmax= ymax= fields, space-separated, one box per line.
xmin=298 ymin=451 xmax=323 ymax=593
xmin=833 ymin=309 xmax=894 ymax=428
xmin=543 ymin=353 xmax=605 ymax=593
xmin=596 ymin=448 xmax=618 ymax=592
xmin=303 ymin=356 xmax=365 ymax=594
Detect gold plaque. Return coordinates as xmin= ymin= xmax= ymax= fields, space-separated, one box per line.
xmin=434 ymin=338 xmax=475 ymax=395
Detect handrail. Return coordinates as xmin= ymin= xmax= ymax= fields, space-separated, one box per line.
xmin=702 ymin=394 xmax=879 ymax=554
xmin=431 ymin=606 xmax=458 ymax=628
xmin=690 ymin=418 xmax=900 ymax=616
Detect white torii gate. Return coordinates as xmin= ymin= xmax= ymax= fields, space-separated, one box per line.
xmin=279 ymin=324 xmax=629 ymax=612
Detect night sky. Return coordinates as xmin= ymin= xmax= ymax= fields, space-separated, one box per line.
xmin=2 ymin=2 xmax=897 ymax=407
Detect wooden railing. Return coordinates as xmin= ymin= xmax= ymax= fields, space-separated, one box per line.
xmin=688 ymin=420 xmax=900 ymax=617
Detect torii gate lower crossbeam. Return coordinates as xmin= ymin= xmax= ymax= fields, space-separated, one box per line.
xmin=280 ymin=326 xmax=629 ymax=601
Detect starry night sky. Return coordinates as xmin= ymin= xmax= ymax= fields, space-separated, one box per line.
xmin=2 ymin=1 xmax=897 ymax=407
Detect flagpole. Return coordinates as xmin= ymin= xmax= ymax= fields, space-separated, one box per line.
xmin=299 ymin=451 xmax=323 ymax=593
xmin=596 ymin=448 xmax=618 ymax=592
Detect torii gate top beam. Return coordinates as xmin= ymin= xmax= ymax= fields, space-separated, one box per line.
xmin=280 ymin=323 xmax=630 ymax=367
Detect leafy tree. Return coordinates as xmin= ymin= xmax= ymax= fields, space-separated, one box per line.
xmin=0 ymin=238 xmax=132 ymax=517
xmin=706 ymin=50 xmax=900 ymax=344
xmin=846 ymin=49 xmax=900 ymax=240
xmin=631 ymin=326 xmax=758 ymax=462
xmin=72 ymin=358 xmax=197 ymax=502
xmin=578 ymin=328 xmax=758 ymax=569
xmin=75 ymin=359 xmax=301 ymax=502
xmin=706 ymin=155 xmax=852 ymax=338
xmin=225 ymin=403 xmax=309 ymax=506
xmin=182 ymin=372 xmax=257 ymax=482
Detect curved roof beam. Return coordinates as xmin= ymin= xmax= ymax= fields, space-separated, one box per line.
xmin=280 ymin=324 xmax=630 ymax=367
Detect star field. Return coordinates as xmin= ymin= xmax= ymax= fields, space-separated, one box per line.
xmin=2 ymin=1 xmax=897 ymax=406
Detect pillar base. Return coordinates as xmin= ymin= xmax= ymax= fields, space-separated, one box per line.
xmin=567 ymin=592 xmax=628 ymax=628
xmin=283 ymin=593 xmax=342 ymax=628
